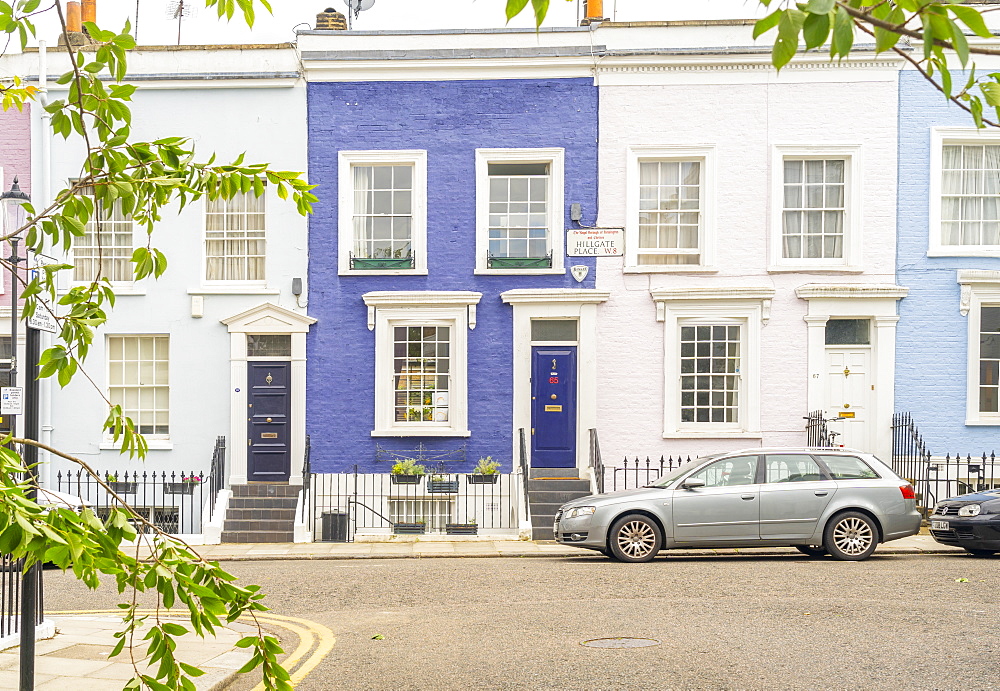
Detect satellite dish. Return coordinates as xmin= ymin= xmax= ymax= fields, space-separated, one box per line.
xmin=344 ymin=0 xmax=374 ymax=23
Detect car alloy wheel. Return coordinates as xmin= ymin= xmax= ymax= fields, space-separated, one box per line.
xmin=608 ymin=514 xmax=662 ymax=563
xmin=823 ymin=511 xmax=878 ymax=561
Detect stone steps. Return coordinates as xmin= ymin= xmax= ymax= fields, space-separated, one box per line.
xmin=222 ymin=483 xmax=301 ymax=543
xmin=527 ymin=476 xmax=592 ymax=541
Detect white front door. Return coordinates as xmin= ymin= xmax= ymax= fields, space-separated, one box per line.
xmin=825 ymin=348 xmax=872 ymax=452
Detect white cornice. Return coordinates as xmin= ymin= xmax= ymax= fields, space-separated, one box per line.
xmin=650 ymin=286 xmax=775 ymax=302
xmin=794 ymin=284 xmax=909 ymax=300
xmin=957 ymin=270 xmax=1000 ymax=316
xmin=500 ymin=289 xmax=610 ymax=305
xmin=362 ymin=291 xmax=482 ymax=307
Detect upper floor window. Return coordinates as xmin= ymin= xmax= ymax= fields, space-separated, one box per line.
xmin=73 ymin=187 xmax=133 ymax=283
xmin=338 ymin=150 xmax=427 ymax=275
xmin=770 ymin=146 xmax=861 ymax=270
xmin=475 ymin=148 xmax=564 ymax=274
xmin=929 ymin=129 xmax=1000 ymax=257
xmin=626 ymin=146 xmax=714 ymax=272
xmin=782 ymin=159 xmax=845 ymax=260
xmin=205 ymin=192 xmax=265 ymax=282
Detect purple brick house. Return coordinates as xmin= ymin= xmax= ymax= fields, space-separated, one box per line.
xmin=300 ymin=20 xmax=606 ymax=493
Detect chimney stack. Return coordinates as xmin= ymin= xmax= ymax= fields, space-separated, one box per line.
xmin=581 ymin=0 xmax=605 ymax=25
xmin=59 ymin=0 xmax=97 ymax=46
xmin=316 ymin=7 xmax=348 ymax=31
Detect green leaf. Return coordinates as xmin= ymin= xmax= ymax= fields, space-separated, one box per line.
xmin=830 ymin=6 xmax=854 ymax=59
xmin=947 ymin=16 xmax=970 ymax=67
xmin=802 ymin=12 xmax=830 ymax=51
xmin=773 ymin=9 xmax=806 ymax=71
xmin=753 ymin=9 xmax=782 ymax=39
xmin=980 ymin=82 xmax=1000 ymax=108
xmin=505 ymin=0 xmax=529 ymax=22
xmin=804 ymin=0 xmax=834 ymax=14
xmin=949 ymin=5 xmax=993 ymax=40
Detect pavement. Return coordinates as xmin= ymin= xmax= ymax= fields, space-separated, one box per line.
xmin=0 ymin=532 xmax=963 ymax=690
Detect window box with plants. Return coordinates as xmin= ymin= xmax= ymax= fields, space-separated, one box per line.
xmin=427 ymin=474 xmax=459 ymax=494
xmin=392 ymin=521 xmax=426 ymax=535
xmin=165 ymin=475 xmax=203 ymax=495
xmin=467 ymin=456 xmax=500 ymax=484
xmin=350 ymin=250 xmax=413 ymax=271
xmin=390 ymin=459 xmax=427 ymax=485
xmin=106 ymin=475 xmax=137 ymax=494
xmin=445 ymin=520 xmax=478 ymax=535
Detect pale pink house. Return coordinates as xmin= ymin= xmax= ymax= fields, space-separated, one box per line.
xmin=0 ymin=104 xmax=31 ymax=306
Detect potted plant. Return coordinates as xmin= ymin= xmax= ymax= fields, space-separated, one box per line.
xmin=106 ymin=474 xmax=137 ymax=494
xmin=392 ymin=519 xmax=426 ymax=534
xmin=445 ymin=519 xmax=478 ymax=535
xmin=390 ymin=459 xmax=427 ymax=485
xmin=427 ymin=473 xmax=459 ymax=494
xmin=468 ymin=456 xmax=500 ymax=484
xmin=165 ymin=474 xmax=202 ymax=495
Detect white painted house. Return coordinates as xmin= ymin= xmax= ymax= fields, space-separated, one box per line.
xmin=7 ymin=43 xmax=313 ymax=539
xmin=588 ymin=20 xmax=907 ymax=467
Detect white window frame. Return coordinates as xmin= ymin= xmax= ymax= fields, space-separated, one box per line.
xmin=770 ymin=145 xmax=862 ymax=271
xmin=70 ymin=187 xmax=137 ymax=288
xmin=338 ymin=150 xmax=428 ymax=276
xmin=475 ymin=148 xmax=565 ymax=275
xmin=930 ymin=127 xmax=1000 ymax=257
xmin=960 ymin=271 xmax=1000 ymax=425
xmin=203 ymin=190 xmax=267 ymax=286
xmin=365 ymin=292 xmax=480 ymax=437
xmin=625 ymin=145 xmax=716 ymax=273
xmin=653 ymin=291 xmax=770 ymax=438
xmin=103 ymin=334 xmax=171 ymax=447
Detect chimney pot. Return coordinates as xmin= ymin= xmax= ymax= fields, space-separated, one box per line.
xmin=316 ymin=7 xmax=348 ymax=31
xmin=581 ymin=0 xmax=605 ymax=25
xmin=66 ymin=1 xmax=82 ymax=33
xmin=82 ymin=0 xmax=96 ymax=26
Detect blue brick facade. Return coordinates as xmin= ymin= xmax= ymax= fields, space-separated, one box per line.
xmin=896 ymin=71 xmax=1000 ymax=452
xmin=306 ymin=78 xmax=598 ymax=473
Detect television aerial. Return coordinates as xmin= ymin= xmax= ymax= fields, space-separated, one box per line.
xmin=344 ymin=0 xmax=374 ymax=28
xmin=165 ymin=0 xmax=198 ymax=45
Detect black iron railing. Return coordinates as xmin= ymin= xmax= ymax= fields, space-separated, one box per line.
xmin=805 ymin=410 xmax=839 ymax=447
xmin=597 ymin=455 xmax=693 ymax=492
xmin=309 ymin=467 xmax=518 ymax=541
xmin=56 ymin=469 xmax=211 ymax=535
xmin=891 ymin=412 xmax=934 ymax=511
xmin=518 ymin=427 xmax=530 ymax=519
xmin=0 ymin=555 xmax=43 ymax=642
xmin=303 ymin=434 xmax=312 ymax=493
xmin=206 ymin=436 xmax=226 ymax=522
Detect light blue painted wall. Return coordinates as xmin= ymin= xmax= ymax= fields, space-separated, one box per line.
xmin=897 ymin=70 xmax=1000 ymax=454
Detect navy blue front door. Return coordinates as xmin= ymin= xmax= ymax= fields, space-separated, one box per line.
xmin=247 ymin=362 xmax=291 ymax=482
xmin=531 ymin=347 xmax=577 ymax=468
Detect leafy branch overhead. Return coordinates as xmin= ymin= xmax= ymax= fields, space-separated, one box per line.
xmin=0 ymin=0 xmax=312 ymax=689
xmin=505 ymin=0 xmax=1000 ymax=128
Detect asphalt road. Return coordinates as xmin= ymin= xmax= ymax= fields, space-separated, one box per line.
xmin=43 ymin=552 xmax=1000 ymax=690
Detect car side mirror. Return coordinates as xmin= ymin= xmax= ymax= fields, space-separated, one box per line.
xmin=681 ymin=478 xmax=706 ymax=490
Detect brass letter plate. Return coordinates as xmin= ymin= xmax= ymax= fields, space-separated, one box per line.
xmin=838 ymin=411 xmax=855 ymax=419
xmin=261 ymin=432 xmax=279 ymax=439
xmin=544 ymin=405 xmax=563 ymax=412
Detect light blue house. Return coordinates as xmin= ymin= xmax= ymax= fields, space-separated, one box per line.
xmin=896 ymin=68 xmax=1000 ymax=455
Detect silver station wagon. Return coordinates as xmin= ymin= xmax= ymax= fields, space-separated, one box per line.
xmin=554 ymin=448 xmax=921 ymax=562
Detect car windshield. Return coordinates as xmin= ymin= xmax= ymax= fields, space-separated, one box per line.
xmin=649 ymin=454 xmax=722 ymax=488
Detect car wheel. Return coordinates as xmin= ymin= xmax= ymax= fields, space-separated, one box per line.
xmin=795 ymin=545 xmax=827 ymax=557
xmin=608 ymin=514 xmax=662 ymax=563
xmin=823 ymin=511 xmax=878 ymax=561
xmin=964 ymin=547 xmax=998 ymax=557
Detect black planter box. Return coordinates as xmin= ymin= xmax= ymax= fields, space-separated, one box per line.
xmin=467 ymin=474 xmax=499 ymax=485
xmin=427 ymin=480 xmax=459 ymax=493
xmin=392 ymin=522 xmax=426 ymax=535
xmin=445 ymin=523 xmax=478 ymax=535
xmin=164 ymin=482 xmax=196 ymax=495
xmin=391 ymin=474 xmax=423 ymax=485
xmin=107 ymin=482 xmax=137 ymax=494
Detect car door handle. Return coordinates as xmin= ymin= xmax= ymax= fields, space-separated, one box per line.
xmin=741 ymin=494 xmax=755 ymax=500
xmin=814 ymin=491 xmax=829 ymax=496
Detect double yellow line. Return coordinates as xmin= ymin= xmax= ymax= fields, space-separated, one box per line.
xmin=51 ymin=608 xmax=336 ymax=688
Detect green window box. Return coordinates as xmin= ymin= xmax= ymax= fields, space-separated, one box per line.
xmin=487 ymin=255 xmax=552 ymax=269
xmin=350 ymin=256 xmax=414 ymax=270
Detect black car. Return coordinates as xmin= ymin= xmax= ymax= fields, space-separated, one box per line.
xmin=928 ymin=489 xmax=1000 ymax=556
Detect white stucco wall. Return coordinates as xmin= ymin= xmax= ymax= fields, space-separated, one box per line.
xmin=594 ymin=59 xmax=901 ymax=463
xmin=34 ymin=46 xmax=309 ymax=482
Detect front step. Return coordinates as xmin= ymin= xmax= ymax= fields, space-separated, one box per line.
xmin=222 ymin=483 xmax=301 ymax=543
xmin=527 ymin=477 xmax=592 ymax=541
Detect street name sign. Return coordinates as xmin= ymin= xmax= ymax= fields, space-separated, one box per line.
xmin=567 ymin=228 xmax=624 ymax=256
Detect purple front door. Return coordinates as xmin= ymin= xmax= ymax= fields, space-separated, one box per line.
xmin=531 ymin=347 xmax=577 ymax=468
xmin=247 ymin=362 xmax=291 ymax=482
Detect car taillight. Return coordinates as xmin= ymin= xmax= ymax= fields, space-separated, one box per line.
xmin=899 ymin=484 xmax=916 ymax=500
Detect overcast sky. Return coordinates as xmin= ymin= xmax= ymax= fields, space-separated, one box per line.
xmin=27 ymin=0 xmax=765 ymax=46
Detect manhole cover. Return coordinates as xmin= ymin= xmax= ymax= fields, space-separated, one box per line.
xmin=581 ymin=637 xmax=660 ymax=649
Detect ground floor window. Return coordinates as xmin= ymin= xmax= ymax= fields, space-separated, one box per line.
xmin=394 ymin=326 xmax=451 ymax=423
xmin=107 ymin=335 xmax=169 ymax=437
xmin=389 ymin=498 xmax=454 ymax=532
xmin=980 ymin=306 xmax=1000 ymax=413
xmin=680 ymin=324 xmax=741 ymax=424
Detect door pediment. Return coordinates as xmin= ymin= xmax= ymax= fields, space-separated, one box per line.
xmin=220 ymin=302 xmax=317 ymax=334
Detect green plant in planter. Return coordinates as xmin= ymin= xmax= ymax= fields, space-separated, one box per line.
xmin=472 ymin=457 xmax=500 ymax=475
xmin=390 ymin=459 xmax=427 ymax=476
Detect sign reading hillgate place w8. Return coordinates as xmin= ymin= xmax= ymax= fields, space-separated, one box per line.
xmin=567 ymin=228 xmax=624 ymax=256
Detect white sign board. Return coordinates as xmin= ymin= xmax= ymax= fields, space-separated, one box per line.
xmin=567 ymin=228 xmax=624 ymax=256
xmin=1 ymin=387 xmax=24 ymax=416
xmin=27 ymin=310 xmax=58 ymax=334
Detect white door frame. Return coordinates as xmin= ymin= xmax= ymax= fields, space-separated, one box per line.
xmin=221 ymin=302 xmax=317 ymax=486
xmin=500 ymin=289 xmax=609 ymax=475
xmin=824 ymin=345 xmax=873 ymax=452
xmin=797 ymin=284 xmax=907 ymax=462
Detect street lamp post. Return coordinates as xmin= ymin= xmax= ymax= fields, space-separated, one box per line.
xmin=1 ymin=177 xmax=38 ymax=691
